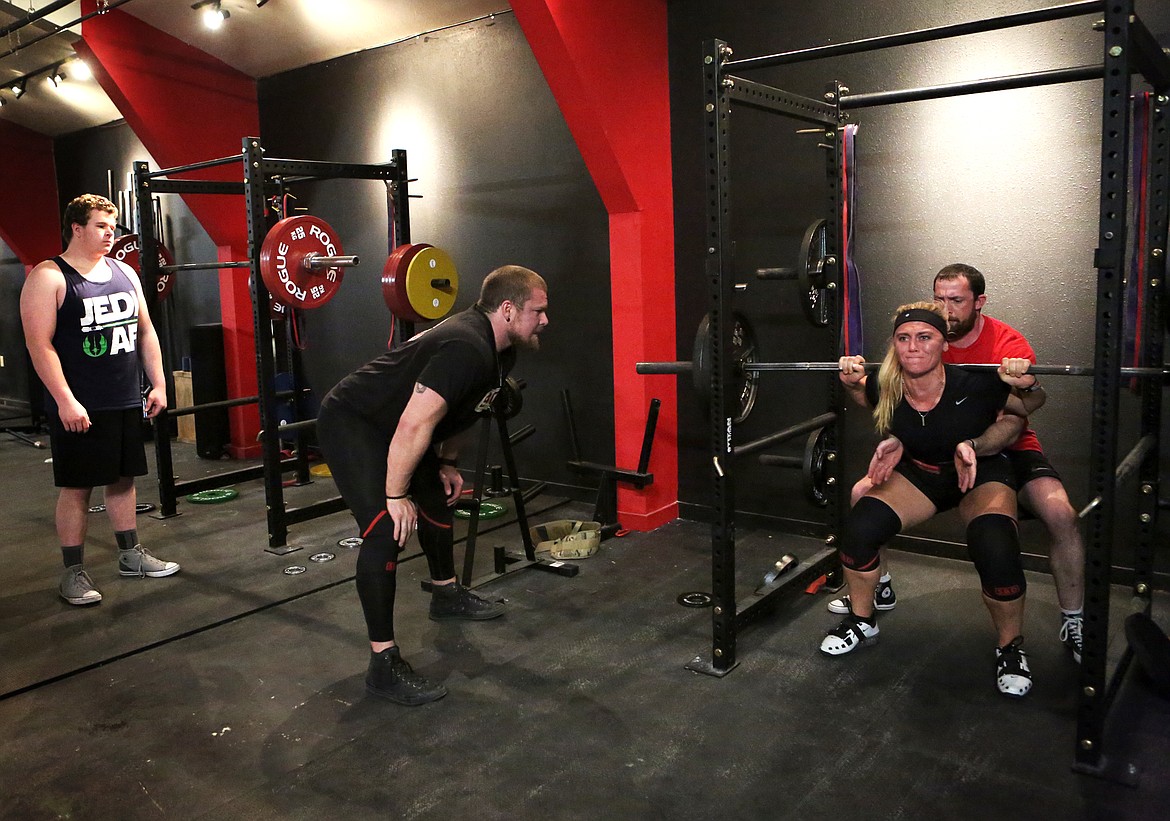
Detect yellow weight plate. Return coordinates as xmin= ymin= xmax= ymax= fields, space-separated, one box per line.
xmin=404 ymin=245 xmax=458 ymax=320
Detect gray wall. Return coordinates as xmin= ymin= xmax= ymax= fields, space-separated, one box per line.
xmin=257 ymin=14 xmax=613 ymax=489
xmin=670 ymin=1 xmax=1170 ymax=566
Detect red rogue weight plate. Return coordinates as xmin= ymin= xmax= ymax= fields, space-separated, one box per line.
xmin=259 ymin=215 xmax=346 ymax=309
xmin=382 ymin=243 xmax=429 ymax=322
xmin=110 ymin=234 xmax=176 ymax=301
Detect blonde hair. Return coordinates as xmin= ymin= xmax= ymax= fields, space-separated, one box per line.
xmin=873 ymin=301 xmax=947 ymax=435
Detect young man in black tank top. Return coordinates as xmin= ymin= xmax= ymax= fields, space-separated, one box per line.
xmin=20 ymin=194 xmax=179 ymax=607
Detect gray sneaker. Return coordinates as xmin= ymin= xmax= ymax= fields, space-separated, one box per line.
xmin=118 ymin=546 xmax=180 ymax=578
xmin=60 ymin=566 xmax=102 ymax=605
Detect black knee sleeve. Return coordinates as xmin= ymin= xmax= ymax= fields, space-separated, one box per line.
xmin=839 ymin=496 xmax=902 ymax=572
xmin=355 ymin=532 xmax=401 ymax=643
xmin=967 ymin=513 xmax=1026 ymax=601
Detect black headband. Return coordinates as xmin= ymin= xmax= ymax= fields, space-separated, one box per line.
xmin=893 ymin=308 xmax=947 ymax=337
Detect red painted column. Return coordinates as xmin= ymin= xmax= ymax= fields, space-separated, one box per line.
xmin=512 ymin=0 xmax=678 ymax=530
xmin=78 ymin=2 xmax=262 ymax=456
xmin=0 ymin=121 xmax=61 ymax=265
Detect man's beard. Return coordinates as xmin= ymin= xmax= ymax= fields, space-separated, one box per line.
xmin=947 ymin=312 xmax=977 ymax=340
xmin=509 ymin=329 xmax=541 ymax=351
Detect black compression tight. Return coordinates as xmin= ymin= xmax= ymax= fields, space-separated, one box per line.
xmin=317 ymin=402 xmax=457 ymax=642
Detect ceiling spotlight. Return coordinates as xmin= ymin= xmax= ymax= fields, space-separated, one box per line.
xmin=199 ymin=1 xmax=230 ymax=30
xmin=10 ymin=81 xmax=25 ymax=99
xmin=48 ymin=69 xmax=65 ymax=89
xmin=0 ymin=96 xmax=6 ymax=108
xmin=70 ymin=60 xmax=92 ymax=81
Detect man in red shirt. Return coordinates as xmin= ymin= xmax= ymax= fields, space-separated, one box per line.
xmin=829 ymin=263 xmax=1084 ymax=661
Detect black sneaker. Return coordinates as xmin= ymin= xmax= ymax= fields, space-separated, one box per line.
xmin=995 ymin=636 xmax=1032 ymax=698
xmin=827 ymin=577 xmax=897 ymax=615
xmin=365 ymin=647 xmax=448 ymax=705
xmin=1060 ymin=615 xmax=1083 ymax=664
xmin=429 ymin=582 xmax=506 ymax=621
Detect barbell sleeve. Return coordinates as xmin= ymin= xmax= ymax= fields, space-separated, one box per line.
xmin=304 ymin=254 xmax=360 ymax=270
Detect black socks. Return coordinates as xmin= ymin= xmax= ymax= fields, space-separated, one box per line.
xmin=62 ymin=544 xmax=83 ymax=569
xmin=115 ymin=529 xmax=138 ymax=552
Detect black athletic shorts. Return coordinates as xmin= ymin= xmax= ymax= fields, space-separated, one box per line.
xmin=49 ymin=407 xmax=148 ymax=488
xmin=895 ymin=452 xmax=1017 ymax=513
xmin=1007 ymin=448 xmax=1062 ymax=488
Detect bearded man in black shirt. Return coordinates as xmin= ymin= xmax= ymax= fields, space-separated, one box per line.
xmin=317 ymin=265 xmax=548 ymax=705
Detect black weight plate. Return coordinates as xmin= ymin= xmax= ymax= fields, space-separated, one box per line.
xmin=802 ymin=427 xmax=830 ymax=507
xmin=731 ymin=314 xmax=759 ymax=424
xmin=798 ymin=219 xmax=831 ymax=328
xmin=691 ymin=312 xmax=759 ymax=424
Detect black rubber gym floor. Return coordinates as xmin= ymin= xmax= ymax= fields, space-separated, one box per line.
xmin=1 ymin=430 xmax=1166 ymax=820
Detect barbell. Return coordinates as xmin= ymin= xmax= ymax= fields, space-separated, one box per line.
xmin=638 ymin=310 xmax=1169 ymax=424
xmin=112 ymin=215 xmax=459 ymax=321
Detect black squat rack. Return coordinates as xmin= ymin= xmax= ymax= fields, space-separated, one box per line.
xmin=134 ymin=137 xmax=413 ymax=551
xmin=700 ymin=0 xmax=1168 ymax=780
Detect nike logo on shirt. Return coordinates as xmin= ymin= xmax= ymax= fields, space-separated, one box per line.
xmin=955 ymin=397 xmax=968 ymax=405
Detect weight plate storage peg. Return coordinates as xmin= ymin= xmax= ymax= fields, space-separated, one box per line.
xmin=259 ymin=215 xmax=353 ymax=309
xmin=382 ymin=243 xmax=459 ymax=321
xmin=110 ymin=234 xmax=176 ymax=301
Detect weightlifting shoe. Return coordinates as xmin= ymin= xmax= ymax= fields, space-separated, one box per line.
xmin=826 ymin=576 xmax=897 ymax=615
xmin=60 ymin=566 xmax=102 ymax=606
xmin=820 ymin=615 xmax=879 ymax=656
xmin=118 ymin=545 xmax=180 ymax=578
xmin=996 ymin=636 xmax=1032 ymax=698
xmin=366 ymin=647 xmax=447 ymax=706
xmin=429 ymin=581 xmax=505 ymax=621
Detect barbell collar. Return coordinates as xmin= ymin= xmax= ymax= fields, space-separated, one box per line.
xmin=304 ymin=254 xmax=360 ymax=270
